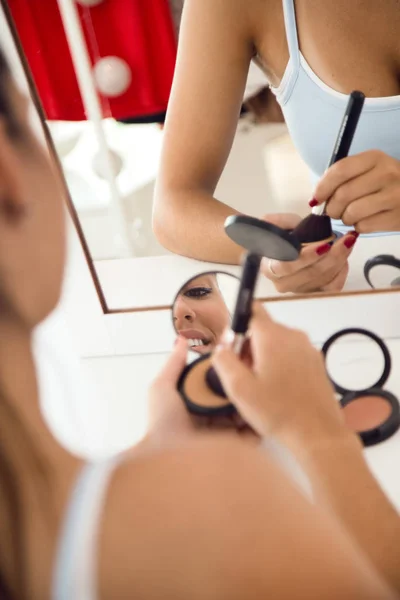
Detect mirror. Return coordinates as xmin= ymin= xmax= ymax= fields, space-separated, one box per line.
xmin=364 ymin=255 xmax=400 ymax=290
xmin=172 ymin=272 xmax=240 ymax=354
xmin=324 ymin=332 xmax=386 ymax=393
xmin=2 ymin=0 xmax=400 ymax=312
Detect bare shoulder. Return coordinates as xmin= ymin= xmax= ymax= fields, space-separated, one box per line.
xmin=97 ymin=436 xmax=393 ymax=600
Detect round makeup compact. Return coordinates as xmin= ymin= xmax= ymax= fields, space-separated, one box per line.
xmin=364 ymin=254 xmax=400 ymax=289
xmin=177 ymin=353 xmax=236 ymax=417
xmin=322 ymin=328 xmax=400 ymax=447
xmin=224 ymin=215 xmax=340 ymax=262
xmin=225 ymin=215 xmax=301 ymax=261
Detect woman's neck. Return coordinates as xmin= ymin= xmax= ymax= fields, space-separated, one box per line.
xmin=0 ymin=317 xmax=81 ymax=598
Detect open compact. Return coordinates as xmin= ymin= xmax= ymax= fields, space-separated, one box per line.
xmin=225 ymin=214 xmax=343 ymax=262
xmin=322 ymin=328 xmax=400 ymax=447
xmin=364 ymin=254 xmax=400 ymax=289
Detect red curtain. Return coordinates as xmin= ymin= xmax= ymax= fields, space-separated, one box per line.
xmin=7 ymin=0 xmax=177 ymax=121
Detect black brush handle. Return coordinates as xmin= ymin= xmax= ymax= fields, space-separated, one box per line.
xmin=231 ymin=252 xmax=261 ymax=334
xmin=328 ymin=90 xmax=365 ymax=167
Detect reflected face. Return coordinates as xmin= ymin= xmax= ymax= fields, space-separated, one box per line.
xmin=173 ymin=274 xmax=231 ymax=354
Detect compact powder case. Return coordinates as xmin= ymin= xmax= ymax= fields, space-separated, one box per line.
xmin=322 ymin=328 xmax=400 ymax=447
xmin=364 ymin=254 xmax=400 ymax=289
xmin=225 ymin=215 xmax=342 ymax=262
xmin=178 ymin=353 xmax=236 ymax=417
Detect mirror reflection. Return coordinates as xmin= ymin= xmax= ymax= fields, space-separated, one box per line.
xmin=3 ymin=0 xmax=400 ymax=309
xmin=324 ymin=333 xmax=386 ymax=393
xmin=364 ymin=255 xmax=400 ymax=290
xmin=172 ymin=272 xmax=240 ymax=354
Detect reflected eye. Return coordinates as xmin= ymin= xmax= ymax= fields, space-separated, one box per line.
xmin=184 ymin=286 xmax=213 ymax=299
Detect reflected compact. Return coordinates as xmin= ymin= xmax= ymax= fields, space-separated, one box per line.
xmin=322 ymin=328 xmax=400 ymax=447
xmin=177 ymin=252 xmax=261 ymax=417
xmin=364 ymin=254 xmax=400 ymax=289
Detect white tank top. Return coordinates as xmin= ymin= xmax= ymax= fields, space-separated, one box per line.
xmin=271 ymin=0 xmax=400 ymax=181
xmin=270 ymin=0 xmax=400 ymax=237
xmin=52 ymin=457 xmax=121 ymax=600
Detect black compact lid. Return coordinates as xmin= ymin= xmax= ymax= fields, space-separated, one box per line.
xmin=321 ymin=328 xmax=391 ymax=396
xmin=364 ymin=254 xmax=400 ymax=289
xmin=225 ymin=215 xmax=301 ymax=261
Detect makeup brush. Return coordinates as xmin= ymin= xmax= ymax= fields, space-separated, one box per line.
xmin=292 ymin=90 xmax=365 ymax=245
xmin=205 ymin=251 xmax=261 ymax=398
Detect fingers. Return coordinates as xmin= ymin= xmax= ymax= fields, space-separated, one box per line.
xmin=262 ymin=212 xmax=302 ymax=230
xmin=325 ymin=168 xmax=383 ymax=220
xmin=321 ymin=262 xmax=349 ymax=293
xmin=212 ymin=346 xmax=257 ymax=407
xmin=354 ymin=210 xmax=397 ymax=234
xmin=262 ymin=233 xmax=357 ymax=293
xmin=153 ymin=336 xmax=188 ymax=388
xmin=313 ymin=150 xmax=379 ymax=206
xmin=264 ymin=241 xmax=334 ymax=279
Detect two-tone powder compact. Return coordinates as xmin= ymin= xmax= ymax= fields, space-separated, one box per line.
xmin=322 ymin=328 xmax=400 ymax=447
xmin=364 ymin=254 xmax=400 ymax=289
xmin=175 ymin=252 xmax=261 ymax=417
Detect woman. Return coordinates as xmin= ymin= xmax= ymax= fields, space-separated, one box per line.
xmin=153 ymin=0 xmax=400 ymax=293
xmin=173 ymin=273 xmax=231 ymax=352
xmin=0 ymin=49 xmax=394 ymax=599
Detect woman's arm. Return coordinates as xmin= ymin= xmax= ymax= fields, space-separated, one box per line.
xmin=153 ymin=0 xmax=254 ymax=264
xmin=212 ymin=303 xmax=400 ymax=593
xmin=292 ymin=431 xmax=400 ymax=594
xmin=98 ymin=437 xmax=395 ymax=599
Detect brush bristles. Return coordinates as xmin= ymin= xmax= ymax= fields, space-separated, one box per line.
xmin=292 ymin=214 xmax=333 ymax=244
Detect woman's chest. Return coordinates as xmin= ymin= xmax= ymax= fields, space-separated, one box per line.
xmin=253 ymin=0 xmax=400 ymax=96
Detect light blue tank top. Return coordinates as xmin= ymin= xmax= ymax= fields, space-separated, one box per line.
xmin=271 ymin=0 xmax=400 ymax=236
xmin=52 ymin=457 xmax=121 ymax=600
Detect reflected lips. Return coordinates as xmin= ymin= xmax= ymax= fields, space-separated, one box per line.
xmin=178 ymin=329 xmax=212 ymax=354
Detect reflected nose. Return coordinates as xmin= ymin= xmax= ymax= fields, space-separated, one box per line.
xmin=173 ymin=295 xmax=196 ymax=329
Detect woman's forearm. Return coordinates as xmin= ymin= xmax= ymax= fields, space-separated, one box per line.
xmin=293 ymin=432 xmax=400 ymax=593
xmin=153 ymin=188 xmax=244 ymax=264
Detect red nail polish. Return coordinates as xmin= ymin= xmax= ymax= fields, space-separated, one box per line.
xmin=349 ymin=231 xmax=360 ymax=239
xmin=316 ymin=243 xmax=331 ymax=256
xmin=344 ymin=235 xmax=357 ymax=249
xmin=309 ymin=198 xmax=319 ymax=208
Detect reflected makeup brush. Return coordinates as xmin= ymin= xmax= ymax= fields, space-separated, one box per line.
xmin=292 ymin=90 xmax=365 ymax=245
xmin=178 ymin=252 xmax=261 ymax=415
xmin=205 ymin=251 xmax=261 ymax=397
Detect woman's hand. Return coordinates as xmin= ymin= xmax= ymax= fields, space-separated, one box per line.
xmin=313 ymin=150 xmax=400 ymax=233
xmin=212 ymin=303 xmax=349 ymax=450
xmin=261 ymin=214 xmax=357 ymax=293
xmin=146 ymin=337 xmax=256 ymax=443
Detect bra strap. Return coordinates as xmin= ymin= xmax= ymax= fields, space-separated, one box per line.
xmin=282 ymin=0 xmax=300 ymax=68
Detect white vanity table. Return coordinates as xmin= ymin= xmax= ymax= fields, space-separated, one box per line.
xmin=56 ymin=218 xmax=400 ymax=511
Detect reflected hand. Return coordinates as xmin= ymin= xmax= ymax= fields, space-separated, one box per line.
xmin=313 ymin=150 xmax=400 ymax=233
xmin=261 ymin=213 xmax=356 ymax=293
xmin=212 ymin=303 xmax=348 ymax=449
xmin=147 ymin=337 xmax=257 ymax=443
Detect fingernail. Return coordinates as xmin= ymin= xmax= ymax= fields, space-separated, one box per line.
xmin=349 ymin=231 xmax=360 ymax=239
xmin=344 ymin=235 xmax=357 ymax=249
xmin=316 ymin=243 xmax=331 ymax=256
xmin=309 ymin=198 xmax=319 ymax=208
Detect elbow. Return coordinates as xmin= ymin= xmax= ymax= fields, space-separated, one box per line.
xmin=152 ymin=185 xmax=178 ymax=252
